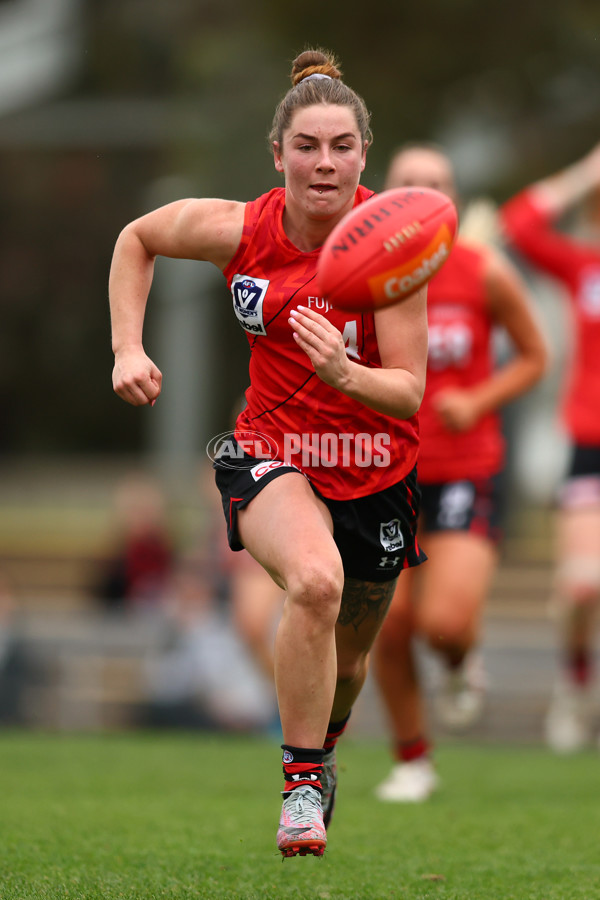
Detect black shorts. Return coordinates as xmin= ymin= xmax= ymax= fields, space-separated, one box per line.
xmin=565 ymin=443 xmax=600 ymax=479
xmin=559 ymin=443 xmax=600 ymax=510
xmin=213 ymin=442 xmax=427 ymax=583
xmin=419 ymin=475 xmax=503 ymax=543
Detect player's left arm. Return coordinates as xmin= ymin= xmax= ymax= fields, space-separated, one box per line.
xmin=288 ymin=286 xmax=428 ymax=419
xmin=434 ymin=247 xmax=550 ymax=432
xmin=481 ymin=246 xmax=550 ymax=404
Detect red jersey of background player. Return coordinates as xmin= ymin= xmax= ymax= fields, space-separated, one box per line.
xmin=222 ymin=186 xmax=420 ymax=501
xmin=416 ymin=240 xmax=504 ymax=484
xmin=502 ymin=190 xmax=600 ymax=446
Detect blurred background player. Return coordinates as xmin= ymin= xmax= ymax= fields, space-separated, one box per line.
xmin=373 ymin=144 xmax=549 ymax=801
xmin=94 ymin=473 xmax=174 ymax=612
xmin=501 ymin=142 xmax=600 ymax=753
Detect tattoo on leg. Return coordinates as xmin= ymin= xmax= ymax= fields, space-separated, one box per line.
xmin=338 ymin=577 xmax=397 ymax=631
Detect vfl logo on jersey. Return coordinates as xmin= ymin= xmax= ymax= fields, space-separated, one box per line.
xmin=231 ymin=274 xmax=269 ymax=335
xmin=379 ymin=519 xmax=404 ymax=552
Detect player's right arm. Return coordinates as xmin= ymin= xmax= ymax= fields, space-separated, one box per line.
xmin=109 ymin=198 xmax=245 ymax=406
xmin=501 ymin=143 xmax=600 ymax=282
xmin=527 ymin=142 xmax=600 ymax=217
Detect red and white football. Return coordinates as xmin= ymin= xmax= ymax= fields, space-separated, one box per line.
xmin=317 ymin=187 xmax=458 ymax=313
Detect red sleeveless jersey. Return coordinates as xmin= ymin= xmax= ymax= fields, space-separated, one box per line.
xmin=502 ymin=190 xmax=600 ymax=445
xmin=222 ymin=187 xmax=420 ymax=500
xmin=417 ymin=240 xmax=504 ymax=483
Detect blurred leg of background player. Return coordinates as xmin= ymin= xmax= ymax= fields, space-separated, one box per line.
xmin=373 ymin=523 xmax=497 ymax=802
xmin=373 ymin=142 xmax=547 ymax=799
xmin=500 ymin=145 xmax=600 ymax=752
xmin=545 ymin=478 xmax=600 ymax=753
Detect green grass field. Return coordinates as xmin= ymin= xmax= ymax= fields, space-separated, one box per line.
xmin=1 ymin=731 xmax=599 ymax=899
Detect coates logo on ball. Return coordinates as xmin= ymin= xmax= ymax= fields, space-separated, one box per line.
xmin=317 ymin=186 xmax=458 ymax=313
xmin=369 ymin=228 xmax=452 ymax=302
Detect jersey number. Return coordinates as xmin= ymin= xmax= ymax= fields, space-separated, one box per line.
xmin=342 ymin=320 xmax=361 ymax=360
xmin=428 ymin=322 xmax=473 ymax=370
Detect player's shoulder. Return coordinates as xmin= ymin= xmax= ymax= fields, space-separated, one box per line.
xmin=437 ymin=237 xmax=489 ymax=282
xmin=173 ymin=198 xmax=246 ymax=269
xmin=178 ymin=196 xmax=245 ymax=229
xmin=454 ymin=236 xmax=510 ymax=281
xmin=236 ymin=188 xmax=286 ymax=233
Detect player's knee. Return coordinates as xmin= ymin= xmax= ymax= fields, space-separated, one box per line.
xmin=556 ymin=558 xmax=600 ymax=608
xmin=558 ymin=581 xmax=599 ymax=608
xmin=420 ymin=611 xmax=472 ymax=652
xmin=286 ymin=558 xmax=344 ymax=622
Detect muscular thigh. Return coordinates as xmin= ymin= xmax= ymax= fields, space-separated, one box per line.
xmin=555 ymin=445 xmax=600 ymax=594
xmin=555 ymin=506 xmax=600 ymax=592
xmin=375 ymin=567 xmax=418 ymax=650
xmin=557 ymin=506 xmax=600 ymax=558
xmin=237 ymin=471 xmax=338 ymax=589
xmin=414 ymin=531 xmax=497 ymax=632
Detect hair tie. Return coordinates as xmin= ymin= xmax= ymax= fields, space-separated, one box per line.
xmin=303 ymin=73 xmax=332 ymax=83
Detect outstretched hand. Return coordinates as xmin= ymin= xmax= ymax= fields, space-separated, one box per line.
xmin=112 ymin=347 xmax=162 ymax=407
